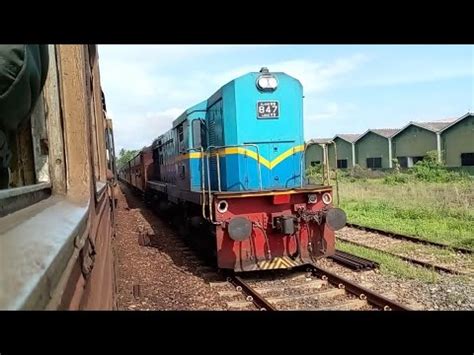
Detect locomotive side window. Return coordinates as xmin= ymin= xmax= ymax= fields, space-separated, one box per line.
xmin=177 ymin=124 xmax=187 ymax=153
xmin=178 ymin=125 xmax=184 ymax=142
xmin=192 ymin=119 xmax=203 ymax=149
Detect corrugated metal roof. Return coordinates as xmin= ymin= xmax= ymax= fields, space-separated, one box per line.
xmin=414 ymin=120 xmax=453 ymax=132
xmin=439 ymin=112 xmax=473 ymax=133
xmin=308 ymin=138 xmax=332 ymax=144
xmin=335 ymin=134 xmax=361 ymax=143
xmin=370 ymin=128 xmax=400 ymax=138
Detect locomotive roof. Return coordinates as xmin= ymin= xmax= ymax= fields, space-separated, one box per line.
xmin=172 ymin=100 xmax=207 ymax=128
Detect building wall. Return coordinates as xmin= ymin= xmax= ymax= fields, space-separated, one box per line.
xmin=393 ymin=125 xmax=437 ymax=158
xmin=305 ymin=144 xmax=324 ymax=169
xmin=328 ymin=137 xmax=353 ymax=168
xmin=355 ymin=132 xmax=391 ymax=168
xmin=442 ymin=115 xmax=474 ymax=167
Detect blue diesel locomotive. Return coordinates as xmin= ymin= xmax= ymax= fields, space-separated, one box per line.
xmin=126 ymin=68 xmax=346 ymax=272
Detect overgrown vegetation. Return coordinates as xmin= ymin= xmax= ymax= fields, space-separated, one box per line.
xmin=305 ymin=164 xmax=323 ymax=184
xmin=383 ymin=151 xmax=471 ymax=184
xmin=116 ymin=148 xmax=139 ymax=169
xmin=306 ymin=152 xmax=474 ymax=249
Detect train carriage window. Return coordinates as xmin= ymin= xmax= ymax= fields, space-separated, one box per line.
xmin=85 ymin=45 xmax=108 ymax=199
xmin=105 ymin=122 xmax=116 ymax=176
xmin=310 ymin=161 xmax=320 ymax=167
xmin=0 ymin=45 xmax=52 ymax=216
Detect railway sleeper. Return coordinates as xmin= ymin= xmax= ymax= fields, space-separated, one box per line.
xmin=218 ymin=290 xmax=243 ymax=298
xmin=266 ymin=288 xmax=345 ymax=304
xmin=253 ymin=280 xmax=328 ymax=295
xmin=209 ymin=281 xmax=229 ymax=288
xmin=318 ymin=299 xmax=368 ymax=311
xmin=226 ymin=300 xmax=254 ymax=310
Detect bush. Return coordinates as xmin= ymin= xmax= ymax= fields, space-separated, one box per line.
xmin=411 ymin=150 xmax=469 ymax=183
xmin=345 ymin=164 xmax=387 ymax=180
xmin=305 ymin=164 xmax=323 ymax=184
xmin=384 ymin=173 xmax=410 ymax=185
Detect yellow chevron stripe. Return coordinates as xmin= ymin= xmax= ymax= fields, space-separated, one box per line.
xmin=256 ymin=256 xmax=299 ymax=270
xmin=269 ymin=145 xmax=305 ymax=169
xmin=189 ymin=152 xmax=202 ymax=159
xmin=174 ymin=145 xmax=304 ymax=170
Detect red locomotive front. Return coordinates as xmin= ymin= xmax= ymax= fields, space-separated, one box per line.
xmin=211 ymin=188 xmax=345 ymax=271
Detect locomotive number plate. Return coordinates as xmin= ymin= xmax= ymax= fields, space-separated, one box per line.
xmin=257 ymin=101 xmax=279 ymax=119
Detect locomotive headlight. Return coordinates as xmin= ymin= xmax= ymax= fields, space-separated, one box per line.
xmin=256 ymin=75 xmax=278 ymax=91
xmin=307 ymin=194 xmax=317 ymax=204
xmin=322 ymin=192 xmax=332 ymax=205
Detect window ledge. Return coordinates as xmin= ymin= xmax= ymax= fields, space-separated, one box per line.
xmin=0 ymin=196 xmax=89 ymax=310
xmin=0 ymin=182 xmax=50 ymax=200
xmin=0 ymin=183 xmax=51 ymax=217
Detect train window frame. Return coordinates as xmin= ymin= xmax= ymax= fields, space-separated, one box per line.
xmin=86 ymin=46 xmax=108 ymax=201
xmin=0 ymin=45 xmax=97 ymax=309
xmin=191 ymin=119 xmax=204 ymax=149
xmin=105 ymin=120 xmax=116 ymax=177
xmin=0 ymin=46 xmax=58 ymax=215
xmin=177 ymin=123 xmax=188 ymax=154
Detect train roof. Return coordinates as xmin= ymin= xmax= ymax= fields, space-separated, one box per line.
xmin=206 ymin=68 xmax=302 ymax=108
xmin=172 ymin=100 xmax=207 ymax=128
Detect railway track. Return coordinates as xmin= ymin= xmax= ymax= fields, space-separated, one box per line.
xmin=219 ymin=266 xmax=410 ymax=311
xmin=346 ymin=223 xmax=473 ymax=255
xmin=130 ymin=185 xmax=407 ymax=310
xmin=165 ymin=233 xmax=407 ymax=311
xmin=337 ymin=237 xmax=465 ymax=275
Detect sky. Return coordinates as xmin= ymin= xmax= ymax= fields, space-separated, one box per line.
xmin=98 ymin=45 xmax=474 ymax=153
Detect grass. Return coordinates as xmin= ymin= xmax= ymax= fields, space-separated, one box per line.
xmin=337 ymin=179 xmax=474 ymax=249
xmin=386 ymin=243 xmax=458 ymax=264
xmin=337 ymin=240 xmax=439 ymax=283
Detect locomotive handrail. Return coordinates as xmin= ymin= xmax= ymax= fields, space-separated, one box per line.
xmin=330 ymin=140 xmax=340 ymax=206
xmin=185 ymin=146 xmax=206 ymax=219
xmin=301 ymin=141 xmax=330 ymax=187
xmin=205 ymin=144 xmax=263 ymax=224
xmin=301 ymin=141 xmax=340 ymax=204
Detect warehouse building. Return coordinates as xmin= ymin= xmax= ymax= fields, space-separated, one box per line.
xmin=391 ymin=120 xmax=452 ymax=168
xmin=354 ymin=129 xmax=400 ymax=169
xmin=305 ymin=138 xmax=331 ymax=168
xmin=441 ymin=112 xmax=474 ymax=167
xmin=327 ymin=134 xmax=360 ymax=169
xmin=305 ymin=112 xmax=473 ymax=170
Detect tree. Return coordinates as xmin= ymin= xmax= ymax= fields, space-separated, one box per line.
xmin=117 ymin=148 xmax=139 ymax=169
